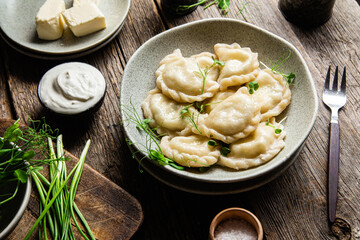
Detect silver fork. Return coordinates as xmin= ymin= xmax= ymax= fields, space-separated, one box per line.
xmin=322 ymin=66 xmax=347 ymax=223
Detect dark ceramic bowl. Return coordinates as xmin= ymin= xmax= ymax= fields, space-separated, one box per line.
xmin=0 ymin=174 xmax=31 ymax=238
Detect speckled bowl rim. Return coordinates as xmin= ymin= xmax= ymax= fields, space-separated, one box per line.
xmin=120 ymin=18 xmax=318 ymax=184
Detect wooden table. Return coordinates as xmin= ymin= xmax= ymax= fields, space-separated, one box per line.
xmin=1 ymin=0 xmax=360 ymax=239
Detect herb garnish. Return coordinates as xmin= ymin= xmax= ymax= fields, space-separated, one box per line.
xmin=177 ymin=0 xmax=230 ymax=15
xmin=195 ymin=57 xmax=225 ymax=94
xmin=0 ymin=119 xmax=57 ymax=206
xmin=208 ymin=140 xmax=218 ymax=147
xmin=220 ymin=146 xmax=231 ymax=156
xmin=121 ymin=102 xmax=185 ymax=171
xmin=265 ymin=118 xmax=282 ymax=134
xmin=248 ymin=81 xmax=259 ymax=94
xmin=176 ymin=0 xmax=205 ymax=13
xmin=208 ymin=139 xmax=230 ymax=156
xmin=180 ymin=104 xmax=202 ymax=134
xmin=261 ymin=49 xmax=296 ymax=84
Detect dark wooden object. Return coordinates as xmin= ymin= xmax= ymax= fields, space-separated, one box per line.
xmin=1 ymin=0 xmax=360 ymax=239
xmin=0 ymin=119 xmax=143 ymax=240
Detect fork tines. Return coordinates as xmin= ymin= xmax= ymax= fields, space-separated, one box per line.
xmin=324 ymin=66 xmax=346 ymax=92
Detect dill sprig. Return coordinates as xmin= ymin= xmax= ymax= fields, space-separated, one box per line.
xmin=121 ymin=102 xmax=185 ymax=171
xmin=195 ymin=57 xmax=225 ymax=94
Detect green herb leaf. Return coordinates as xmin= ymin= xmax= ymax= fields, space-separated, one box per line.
xmin=286 ymin=72 xmax=296 ymax=84
xmin=248 ymin=81 xmax=259 ymax=94
xmin=176 ymin=0 xmax=206 ymax=14
xmin=275 ymin=129 xmax=282 ymax=134
xmin=217 ymin=0 xmax=230 ymax=14
xmin=266 ymin=118 xmax=283 ymax=134
xmin=22 ymin=150 xmax=36 ymax=160
xmin=121 ymin=101 xmax=185 ymax=171
xmin=13 ymin=169 xmax=27 ymax=183
xmin=208 ymin=140 xmax=217 ymax=147
xmin=221 ymin=147 xmax=231 ymax=156
xmin=180 ymin=104 xmax=202 ymax=134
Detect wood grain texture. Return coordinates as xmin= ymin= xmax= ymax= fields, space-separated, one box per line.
xmin=0 ymin=119 xmax=143 ymax=240
xmin=0 ymin=42 xmax=12 ymax=119
xmin=1 ymin=0 xmax=360 ymax=239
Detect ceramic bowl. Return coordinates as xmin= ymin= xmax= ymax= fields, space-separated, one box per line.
xmin=38 ymin=62 xmax=107 ymax=117
xmin=209 ymin=208 xmax=263 ymax=240
xmin=0 ymin=174 xmax=31 ymax=238
xmin=120 ymin=19 xmax=318 ymax=186
xmin=0 ymin=0 xmax=130 ymax=55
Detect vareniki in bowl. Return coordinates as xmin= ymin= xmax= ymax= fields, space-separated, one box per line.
xmin=120 ymin=19 xmax=318 ymax=192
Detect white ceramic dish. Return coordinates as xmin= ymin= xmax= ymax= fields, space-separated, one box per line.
xmin=120 ymin=19 xmax=318 ymax=186
xmin=0 ymin=0 xmax=130 ymax=55
xmin=0 ymin=25 xmax=123 ymax=60
xmin=0 ymin=22 xmax=124 ymax=60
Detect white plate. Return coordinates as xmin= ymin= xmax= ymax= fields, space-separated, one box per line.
xmin=0 ymin=0 xmax=130 ymax=55
xmin=120 ymin=19 xmax=318 ymax=185
xmin=0 ymin=23 xmax=123 ymax=60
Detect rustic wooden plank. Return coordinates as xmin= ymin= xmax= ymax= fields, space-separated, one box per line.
xmin=0 ymin=41 xmax=12 ymax=119
xmin=1 ymin=0 xmax=360 ymax=239
xmin=1 ymin=1 xmax=167 ymax=239
xmin=0 ymin=119 xmax=143 ymax=240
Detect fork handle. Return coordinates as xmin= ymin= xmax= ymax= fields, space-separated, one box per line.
xmin=328 ymin=122 xmax=339 ymax=223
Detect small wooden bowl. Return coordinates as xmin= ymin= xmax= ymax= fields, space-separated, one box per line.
xmin=209 ymin=207 xmax=263 ymax=240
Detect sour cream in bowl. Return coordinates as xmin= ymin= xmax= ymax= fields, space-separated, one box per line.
xmin=38 ymin=62 xmax=106 ymax=116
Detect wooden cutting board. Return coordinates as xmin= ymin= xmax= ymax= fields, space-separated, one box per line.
xmin=0 ymin=119 xmax=143 ymax=240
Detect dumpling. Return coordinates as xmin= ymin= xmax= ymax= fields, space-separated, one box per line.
xmin=203 ymin=89 xmax=236 ymax=113
xmin=142 ymin=88 xmax=194 ymax=136
xmin=194 ymin=87 xmax=261 ymax=144
xmin=251 ymin=69 xmax=291 ymax=121
xmin=218 ymin=118 xmax=286 ymax=170
xmin=160 ymin=135 xmax=220 ymax=167
xmin=214 ymin=43 xmax=260 ymax=91
xmin=156 ymin=49 xmax=220 ymax=103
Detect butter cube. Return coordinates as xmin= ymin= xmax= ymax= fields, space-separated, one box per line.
xmin=73 ymin=0 xmax=99 ymax=7
xmin=35 ymin=0 xmax=66 ymax=40
xmin=62 ymin=3 xmax=106 ymax=37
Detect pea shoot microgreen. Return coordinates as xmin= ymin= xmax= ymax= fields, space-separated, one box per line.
xmin=176 ymin=0 xmax=206 ymax=13
xmin=238 ymin=0 xmax=249 ymax=21
xmin=261 ymin=49 xmax=296 ymax=84
xmin=177 ymin=0 xmax=230 ymax=14
xmin=248 ymin=81 xmax=259 ymax=94
xmin=121 ymin=102 xmax=185 ymax=171
xmin=208 ymin=140 xmax=218 ymax=147
xmin=195 ymin=57 xmax=225 ymax=94
xmin=180 ymin=104 xmax=202 ymax=134
xmin=220 ymin=146 xmax=231 ymax=157
xmin=265 ymin=118 xmax=282 ymax=134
